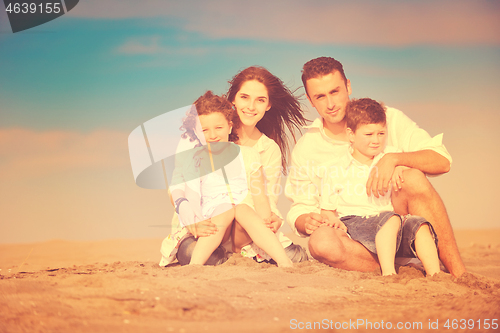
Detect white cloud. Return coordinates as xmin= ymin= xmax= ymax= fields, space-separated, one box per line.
xmin=114 ymin=36 xmax=262 ymax=59
xmin=69 ymin=0 xmax=500 ymax=46
xmin=117 ymin=36 xmax=164 ymax=55
xmin=115 ymin=36 xmax=210 ymax=56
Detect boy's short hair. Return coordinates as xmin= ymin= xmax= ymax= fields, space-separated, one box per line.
xmin=301 ymin=57 xmax=348 ymax=95
xmin=345 ymin=98 xmax=386 ymax=132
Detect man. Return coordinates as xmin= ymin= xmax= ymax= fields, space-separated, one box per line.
xmin=285 ymin=56 xmax=466 ymax=277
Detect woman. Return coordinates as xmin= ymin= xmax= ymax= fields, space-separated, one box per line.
xmin=160 ymin=66 xmax=308 ymax=266
xmin=226 ymin=66 xmax=308 ymax=260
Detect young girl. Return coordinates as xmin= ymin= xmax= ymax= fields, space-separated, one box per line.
xmin=162 ymin=91 xmax=293 ymax=267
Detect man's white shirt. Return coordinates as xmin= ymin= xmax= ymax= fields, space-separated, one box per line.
xmin=285 ymin=107 xmax=451 ymax=236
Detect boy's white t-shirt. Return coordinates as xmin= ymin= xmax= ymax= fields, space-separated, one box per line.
xmin=320 ymin=146 xmax=399 ymax=218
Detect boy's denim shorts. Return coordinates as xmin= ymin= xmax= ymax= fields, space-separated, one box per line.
xmin=340 ymin=211 xmax=438 ymax=257
xmin=397 ymin=214 xmax=438 ymax=258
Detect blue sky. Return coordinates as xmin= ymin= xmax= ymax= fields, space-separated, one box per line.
xmin=0 ymin=0 xmax=499 ymax=243
xmin=2 ymin=0 xmax=499 ymax=132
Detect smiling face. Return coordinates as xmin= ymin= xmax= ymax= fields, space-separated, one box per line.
xmin=195 ymin=112 xmax=232 ymax=144
xmin=232 ymin=80 xmax=271 ymax=129
xmin=348 ymin=122 xmax=387 ymax=162
xmin=306 ymin=71 xmax=352 ymax=127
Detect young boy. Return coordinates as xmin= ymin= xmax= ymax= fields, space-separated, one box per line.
xmin=320 ymin=98 xmax=440 ymax=276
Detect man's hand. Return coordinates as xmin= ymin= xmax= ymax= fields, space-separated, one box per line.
xmin=303 ymin=212 xmax=327 ymax=235
xmin=366 ymin=153 xmax=398 ymax=198
xmin=391 ymin=165 xmax=410 ymax=192
xmin=185 ymin=219 xmax=218 ymax=238
xmin=264 ymin=212 xmax=282 ymax=233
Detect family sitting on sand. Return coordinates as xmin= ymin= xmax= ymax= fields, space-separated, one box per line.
xmin=159 ymin=56 xmax=466 ymax=278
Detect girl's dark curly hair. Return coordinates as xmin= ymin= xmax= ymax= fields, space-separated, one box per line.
xmin=180 ymin=91 xmax=240 ymax=144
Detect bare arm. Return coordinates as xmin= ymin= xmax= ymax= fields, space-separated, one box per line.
xmin=175 ymin=180 xmax=217 ymax=238
xmin=384 ymin=150 xmax=450 ymax=174
xmin=371 ymin=108 xmax=452 ymax=198
xmin=367 ymin=150 xmax=450 ymax=198
xmin=184 ymin=183 xmax=204 ymax=221
xmin=170 ymin=188 xmax=184 ymax=205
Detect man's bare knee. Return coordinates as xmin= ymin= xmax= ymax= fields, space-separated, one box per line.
xmin=401 ymin=169 xmax=433 ymax=197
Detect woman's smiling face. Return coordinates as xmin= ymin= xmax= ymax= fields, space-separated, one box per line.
xmin=233 ymin=80 xmax=271 ymax=128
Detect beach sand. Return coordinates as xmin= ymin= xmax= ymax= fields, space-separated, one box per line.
xmin=1 ymin=230 xmax=499 ymax=333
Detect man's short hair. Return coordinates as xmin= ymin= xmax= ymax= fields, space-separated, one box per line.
xmin=345 ymin=98 xmax=386 ymax=132
xmin=301 ymin=57 xmax=348 ymax=95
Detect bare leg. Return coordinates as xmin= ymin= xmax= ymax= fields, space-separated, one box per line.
xmin=232 ymin=221 xmax=252 ymax=253
xmin=414 ymin=223 xmax=440 ymax=276
xmin=375 ymin=216 xmax=400 ymax=276
xmin=234 ymin=204 xmax=292 ymax=267
xmin=392 ymin=169 xmax=466 ymax=277
xmin=190 ymin=204 xmax=234 ymax=265
xmin=309 ymin=226 xmax=379 ymax=272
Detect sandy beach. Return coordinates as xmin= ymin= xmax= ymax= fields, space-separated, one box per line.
xmin=1 ymin=230 xmax=499 ymax=333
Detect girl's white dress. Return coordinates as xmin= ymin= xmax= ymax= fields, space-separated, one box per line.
xmin=160 ymin=134 xmax=294 ymax=266
xmin=160 ymin=145 xmax=269 ymax=265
